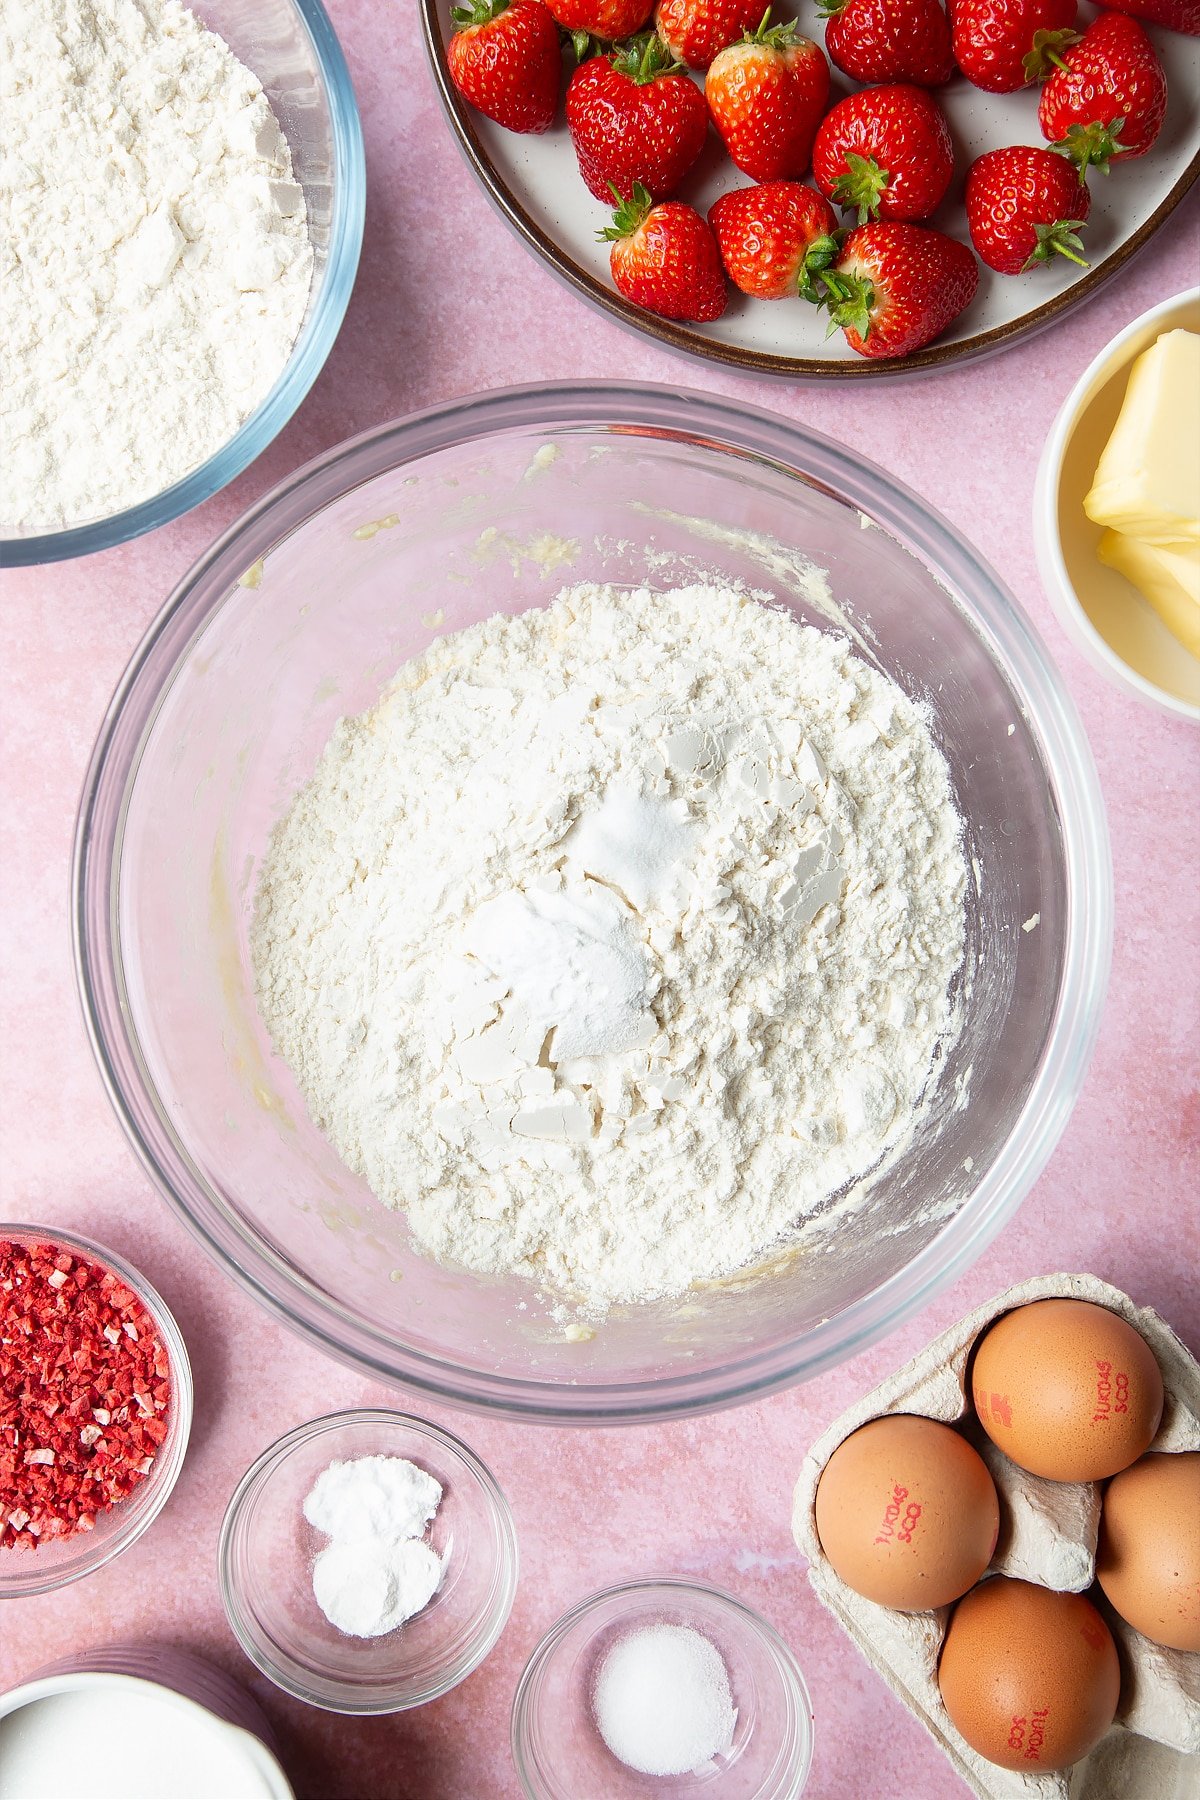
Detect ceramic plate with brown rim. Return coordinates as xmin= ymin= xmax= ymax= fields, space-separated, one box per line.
xmin=421 ymin=0 xmax=1199 ymax=378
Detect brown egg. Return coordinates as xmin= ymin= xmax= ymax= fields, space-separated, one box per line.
xmin=1097 ymin=1451 xmax=1200 ymax=1651
xmin=970 ymin=1298 xmax=1164 ymax=1482
xmin=938 ymin=1577 xmax=1120 ymax=1773
xmin=814 ymin=1414 xmax=1000 ymax=1611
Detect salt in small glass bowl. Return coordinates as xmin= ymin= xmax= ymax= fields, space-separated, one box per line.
xmin=218 ymin=1408 xmax=518 ymax=1713
xmin=0 ymin=1224 xmax=193 ymax=1598
xmin=511 ymin=1578 xmax=814 ymax=1799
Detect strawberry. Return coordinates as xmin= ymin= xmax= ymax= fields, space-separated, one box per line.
xmin=655 ymin=0 xmax=765 ymax=67
xmin=1038 ymin=14 xmax=1168 ymax=169
xmin=965 ymin=145 xmax=1091 ymax=272
xmin=566 ymin=35 xmax=709 ymax=201
xmin=812 ymin=85 xmax=954 ymax=224
xmin=602 ymin=182 xmax=728 ymax=319
xmin=705 ymin=17 xmax=830 ymax=182
xmin=820 ymin=0 xmax=954 ymax=86
xmin=709 ymin=181 xmax=839 ymax=297
xmin=1104 ymin=0 xmax=1199 ymax=33
xmin=951 ymin=0 xmax=1077 ymax=93
xmin=447 ymin=0 xmax=563 ymax=133
xmin=545 ymin=0 xmax=654 ymax=39
xmin=811 ymin=221 xmax=978 ymax=357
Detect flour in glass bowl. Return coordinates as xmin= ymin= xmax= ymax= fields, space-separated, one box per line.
xmin=0 ymin=0 xmax=314 ymax=534
xmin=252 ymin=582 xmax=968 ymax=1313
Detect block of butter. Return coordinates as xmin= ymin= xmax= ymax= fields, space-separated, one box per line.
xmin=1098 ymin=531 xmax=1200 ymax=658
xmin=1084 ymin=328 xmax=1200 ymax=547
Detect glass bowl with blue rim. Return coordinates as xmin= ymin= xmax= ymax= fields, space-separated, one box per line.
xmin=3 ymin=0 xmax=364 ymax=567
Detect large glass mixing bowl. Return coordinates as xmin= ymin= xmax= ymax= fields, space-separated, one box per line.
xmin=3 ymin=0 xmax=363 ymax=567
xmin=73 ymin=383 xmax=1111 ymax=1423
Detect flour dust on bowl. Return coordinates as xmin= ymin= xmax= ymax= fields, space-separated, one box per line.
xmin=1 ymin=0 xmax=364 ymax=566
xmin=74 ymin=383 xmax=1111 ymax=1423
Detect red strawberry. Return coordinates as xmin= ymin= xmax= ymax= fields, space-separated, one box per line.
xmin=545 ymin=0 xmax=654 ymax=38
xmin=709 ymin=181 xmax=839 ymax=297
xmin=602 ymin=182 xmax=728 ymax=319
xmin=655 ymin=0 xmax=765 ymax=67
xmin=705 ymin=17 xmax=830 ymax=182
xmin=811 ymin=221 xmax=978 ymax=357
xmin=812 ymin=85 xmax=953 ymax=224
xmin=951 ymin=0 xmax=1076 ymax=92
xmin=965 ymin=144 xmax=1091 ymax=272
xmin=566 ymin=35 xmax=709 ymax=201
xmin=1104 ymin=0 xmax=1199 ymax=33
xmin=447 ymin=0 xmax=562 ymax=133
xmin=820 ymin=0 xmax=954 ymax=86
xmin=1038 ymin=14 xmax=1168 ymax=169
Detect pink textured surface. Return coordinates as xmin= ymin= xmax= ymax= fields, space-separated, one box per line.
xmin=1 ymin=4 xmax=1198 ymax=1794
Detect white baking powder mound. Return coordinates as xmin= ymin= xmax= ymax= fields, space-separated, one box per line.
xmin=252 ymin=582 xmax=968 ymax=1312
xmin=0 ymin=0 xmax=314 ymax=533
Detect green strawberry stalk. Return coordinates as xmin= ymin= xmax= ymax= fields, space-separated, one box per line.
xmin=1049 ymin=116 xmax=1130 ymax=179
xmin=607 ymin=30 xmax=688 ymax=80
xmin=829 ymin=151 xmax=893 ymax=226
xmin=811 ymin=266 xmax=875 ymax=342
xmin=1021 ymin=25 xmax=1079 ymax=80
xmin=1022 ymin=216 xmax=1089 ymax=270
xmin=599 ymin=179 xmax=656 ymax=241
xmin=742 ymin=11 xmax=803 ymax=48
xmin=797 ymin=232 xmax=845 ymax=302
xmin=452 ymin=0 xmax=512 ymax=22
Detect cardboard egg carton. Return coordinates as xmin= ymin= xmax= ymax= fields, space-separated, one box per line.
xmin=791 ymin=1273 xmax=1200 ymax=1800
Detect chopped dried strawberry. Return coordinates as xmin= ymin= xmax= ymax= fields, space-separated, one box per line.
xmin=0 ymin=1239 xmax=173 ymax=1551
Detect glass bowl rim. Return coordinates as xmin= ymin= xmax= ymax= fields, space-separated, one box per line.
xmin=0 ymin=1222 xmax=194 ymax=1597
xmin=509 ymin=1575 xmax=815 ymax=1800
xmin=72 ymin=377 xmax=1113 ymax=1425
xmin=216 ymin=1406 xmax=519 ymax=1714
xmin=1 ymin=0 xmax=365 ymax=568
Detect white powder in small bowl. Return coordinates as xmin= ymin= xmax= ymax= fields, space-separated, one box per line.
xmin=593 ymin=1623 xmax=737 ymax=1777
xmin=303 ymin=1454 xmax=445 ymax=1639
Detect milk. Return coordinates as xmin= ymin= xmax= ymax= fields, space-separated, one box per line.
xmin=0 ymin=1676 xmax=291 ymax=1800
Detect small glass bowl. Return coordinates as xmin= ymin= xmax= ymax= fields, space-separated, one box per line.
xmin=511 ymin=1579 xmax=815 ymax=1799
xmin=218 ymin=1409 xmax=518 ymax=1714
xmin=0 ymin=1224 xmax=193 ymax=1598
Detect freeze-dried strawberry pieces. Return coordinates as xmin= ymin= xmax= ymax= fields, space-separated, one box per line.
xmin=0 ymin=1238 xmax=173 ymax=1550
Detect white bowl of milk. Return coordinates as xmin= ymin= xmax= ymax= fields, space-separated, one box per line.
xmin=0 ymin=1649 xmax=293 ymax=1800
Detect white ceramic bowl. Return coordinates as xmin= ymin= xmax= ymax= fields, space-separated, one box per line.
xmin=1034 ymin=288 xmax=1200 ymax=722
xmin=0 ymin=1662 xmax=293 ymax=1800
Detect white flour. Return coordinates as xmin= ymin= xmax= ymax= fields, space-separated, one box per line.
xmin=253 ymin=582 xmax=967 ymax=1311
xmin=0 ymin=0 xmax=313 ymax=532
